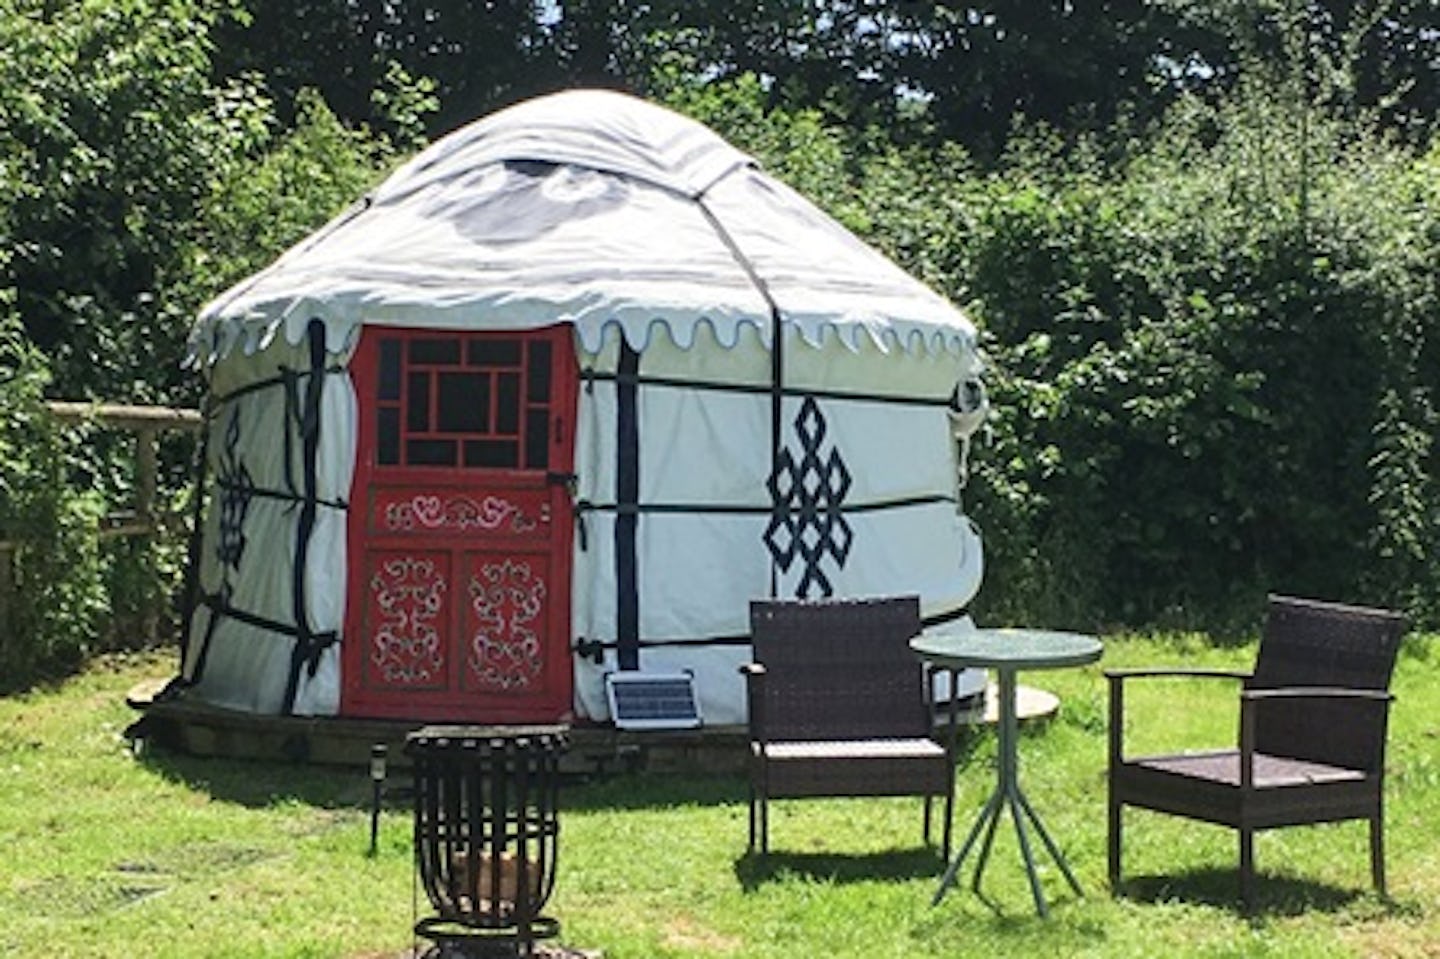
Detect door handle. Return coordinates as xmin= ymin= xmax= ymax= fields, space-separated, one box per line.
xmin=546 ymin=471 xmax=578 ymax=496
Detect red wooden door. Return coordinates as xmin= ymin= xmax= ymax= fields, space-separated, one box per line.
xmin=343 ymin=326 xmax=577 ymax=722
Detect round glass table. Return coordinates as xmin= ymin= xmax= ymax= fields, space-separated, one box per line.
xmin=910 ymin=627 xmax=1103 ymax=916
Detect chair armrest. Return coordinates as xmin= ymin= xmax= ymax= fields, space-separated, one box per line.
xmin=1107 ymin=668 xmax=1251 ymax=766
xmin=739 ymin=663 xmax=766 ymax=742
xmin=1240 ymin=686 xmax=1392 ymax=703
xmin=1105 ymin=667 xmax=1251 ymax=683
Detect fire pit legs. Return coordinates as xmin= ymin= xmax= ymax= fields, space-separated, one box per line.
xmin=406 ymin=725 xmax=569 ymax=959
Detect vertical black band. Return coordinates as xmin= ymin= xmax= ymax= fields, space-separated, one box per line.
xmin=282 ymin=320 xmax=327 ymax=713
xmin=187 ymin=589 xmax=225 ymax=685
xmin=615 ymin=341 xmax=641 ymax=671
xmin=176 ymin=402 xmax=212 ymax=673
xmin=768 ymin=307 xmax=783 ymax=599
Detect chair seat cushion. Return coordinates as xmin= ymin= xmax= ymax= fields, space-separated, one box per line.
xmin=1135 ymin=749 xmax=1365 ymax=787
xmin=753 ymin=737 xmax=950 ymax=798
xmin=759 ymin=738 xmax=946 ymax=762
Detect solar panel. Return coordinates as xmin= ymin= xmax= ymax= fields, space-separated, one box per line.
xmin=604 ymin=672 xmax=702 ymax=730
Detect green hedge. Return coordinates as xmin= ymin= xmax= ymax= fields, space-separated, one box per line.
xmin=957 ymin=97 xmax=1440 ymax=632
xmin=681 ymin=78 xmax=1440 ymax=633
xmin=0 ymin=318 xmax=106 ymax=683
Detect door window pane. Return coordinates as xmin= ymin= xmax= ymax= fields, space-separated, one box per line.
xmin=463 ymin=440 xmax=518 ymax=468
xmin=407 ymin=439 xmax=457 ymax=466
xmin=437 ymin=372 xmax=488 ymax=433
xmin=410 ymin=338 xmax=461 ymax=365
xmin=406 ymin=372 xmax=431 ymax=432
xmin=379 ymin=340 xmax=402 ymax=400
xmin=526 ymin=341 xmax=552 ymax=403
xmin=468 ymin=339 xmax=522 ymax=367
xmin=497 ymin=372 xmax=521 ymax=434
xmin=525 ymin=410 xmax=550 ymax=469
xmin=378 ymin=408 xmax=400 ymax=465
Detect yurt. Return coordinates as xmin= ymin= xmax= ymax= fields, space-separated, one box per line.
xmin=176 ymin=89 xmax=988 ymax=729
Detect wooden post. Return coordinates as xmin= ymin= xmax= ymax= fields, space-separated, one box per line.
xmin=136 ymin=426 xmax=158 ymax=530
xmin=136 ymin=426 xmax=159 ymax=642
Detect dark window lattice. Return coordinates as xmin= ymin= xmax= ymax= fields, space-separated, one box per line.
xmin=375 ymin=334 xmax=552 ymax=470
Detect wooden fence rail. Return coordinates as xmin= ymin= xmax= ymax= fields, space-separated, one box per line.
xmin=0 ymin=401 xmax=204 ymax=643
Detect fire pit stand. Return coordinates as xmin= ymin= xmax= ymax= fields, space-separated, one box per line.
xmin=405 ymin=724 xmax=569 ymax=958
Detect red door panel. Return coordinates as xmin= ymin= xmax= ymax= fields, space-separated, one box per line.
xmin=460 ymin=549 xmax=551 ymax=694
xmin=344 ymin=326 xmax=576 ymax=722
xmin=362 ymin=550 xmax=452 ymax=694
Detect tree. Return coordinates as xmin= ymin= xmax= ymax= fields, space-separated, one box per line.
xmin=213 ymin=0 xmax=554 ymax=138
xmin=1159 ymin=0 xmax=1440 ymax=137
xmin=0 ymin=0 xmax=414 ymax=685
xmin=1 ymin=0 xmax=234 ymax=401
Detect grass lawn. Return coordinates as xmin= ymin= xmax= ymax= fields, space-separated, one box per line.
xmin=1 ymin=633 xmax=1436 ymax=958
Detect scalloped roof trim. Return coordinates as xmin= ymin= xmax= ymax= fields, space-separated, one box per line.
xmin=184 ymin=308 xmax=977 ymax=371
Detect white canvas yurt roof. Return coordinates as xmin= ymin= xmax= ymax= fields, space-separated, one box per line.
xmin=189 ymin=88 xmax=976 ymax=366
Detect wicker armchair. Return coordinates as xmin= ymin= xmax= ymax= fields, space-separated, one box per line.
xmin=1107 ymin=594 xmax=1406 ymax=906
xmin=742 ymin=596 xmax=955 ymax=858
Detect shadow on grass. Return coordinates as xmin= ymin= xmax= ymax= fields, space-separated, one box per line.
xmin=1116 ymin=867 xmax=1412 ymax=918
xmin=561 ymin=770 xmax=747 ymax=811
xmin=136 ymin=745 xmax=375 ymax=810
xmin=734 ymin=847 xmax=944 ymax=891
xmin=138 ymin=742 xmax=749 ymax=814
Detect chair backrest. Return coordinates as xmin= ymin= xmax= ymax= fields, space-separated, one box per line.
xmin=1249 ymin=594 xmax=1407 ymax=771
xmin=748 ymin=595 xmax=928 ymax=742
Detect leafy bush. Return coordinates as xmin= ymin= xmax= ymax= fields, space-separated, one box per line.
xmin=0 ymin=317 xmax=106 ymax=686
xmin=0 ymin=0 xmax=415 ymax=686
xmin=959 ymin=87 xmax=1440 ymax=631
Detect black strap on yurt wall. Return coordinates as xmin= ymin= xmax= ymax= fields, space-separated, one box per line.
xmin=570 ymin=606 xmax=970 ymax=663
xmin=176 ymin=396 xmax=212 ymax=671
xmin=578 ymin=367 xmax=956 ymax=409
xmin=281 ymin=320 xmax=330 ymax=714
xmin=766 ymin=306 xmax=783 ymax=599
xmin=614 ymin=342 xmax=641 ymax=671
xmin=187 ymin=590 xmax=225 ymax=686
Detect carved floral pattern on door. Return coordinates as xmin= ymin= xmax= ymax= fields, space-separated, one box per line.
xmin=466 ymin=559 xmax=547 ymax=691
xmin=368 ymin=555 xmax=448 ymax=686
xmin=378 ymin=492 xmax=547 ymax=535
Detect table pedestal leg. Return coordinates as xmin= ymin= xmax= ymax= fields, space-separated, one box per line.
xmin=931 ymin=668 xmax=1085 ymax=915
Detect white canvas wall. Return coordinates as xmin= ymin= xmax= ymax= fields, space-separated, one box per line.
xmin=181 ymin=319 xmax=985 ymax=724
xmin=181 ymin=341 xmax=355 ymax=716
xmin=570 ymin=323 xmax=984 ymax=725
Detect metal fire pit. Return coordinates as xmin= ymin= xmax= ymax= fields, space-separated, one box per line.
xmin=405 ymin=724 xmax=569 ymax=958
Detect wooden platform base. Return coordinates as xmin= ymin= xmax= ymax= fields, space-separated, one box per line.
xmin=125 ymin=679 xmax=1059 ymax=774
xmin=125 ymin=679 xmax=750 ymax=774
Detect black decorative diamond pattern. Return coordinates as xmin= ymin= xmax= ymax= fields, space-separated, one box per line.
xmin=215 ymin=407 xmax=254 ymax=572
xmin=764 ymin=396 xmax=853 ymax=598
